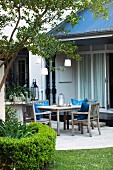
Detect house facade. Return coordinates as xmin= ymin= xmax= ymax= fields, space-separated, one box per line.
xmin=4 ymin=4 xmax=113 ymax=110
xmin=5 ymin=49 xmax=47 ymax=101
xmin=0 ymin=50 xmax=48 ymax=120
xmin=49 ymin=3 xmax=113 ymax=109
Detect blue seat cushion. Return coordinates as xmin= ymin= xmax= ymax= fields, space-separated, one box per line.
xmin=34 ymin=101 xmax=49 ymax=120
xmin=77 ymin=101 xmax=89 ymax=120
xmin=71 ymin=98 xmax=88 ymax=105
xmin=77 ymin=114 xmax=87 ymax=120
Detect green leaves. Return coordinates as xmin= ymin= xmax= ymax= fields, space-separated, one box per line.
xmin=0 ymin=0 xmax=112 ymax=90
xmin=28 ymin=33 xmax=79 ymax=62
xmin=0 ymin=106 xmax=39 ymax=139
xmin=0 ymin=122 xmax=56 ymax=170
xmin=5 ymin=85 xmax=32 ymax=100
xmin=66 ymin=11 xmax=81 ymax=26
xmin=87 ymin=0 xmax=112 ymax=19
xmin=0 ymin=120 xmax=39 ymax=139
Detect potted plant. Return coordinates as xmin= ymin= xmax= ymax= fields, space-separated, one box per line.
xmin=5 ymin=85 xmax=34 ymax=102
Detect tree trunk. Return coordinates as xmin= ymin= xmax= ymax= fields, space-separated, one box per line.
xmin=0 ymin=60 xmax=5 ymax=121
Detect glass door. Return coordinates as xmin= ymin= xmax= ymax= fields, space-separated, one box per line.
xmin=79 ymin=53 xmax=105 ymax=107
xmin=93 ymin=53 xmax=105 ymax=107
xmin=108 ymin=53 xmax=113 ymax=108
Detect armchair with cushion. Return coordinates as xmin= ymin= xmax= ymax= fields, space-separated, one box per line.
xmin=33 ymin=103 xmax=52 ymax=127
xmin=71 ymin=102 xmax=101 ymax=137
xmin=22 ymin=100 xmax=51 ymax=127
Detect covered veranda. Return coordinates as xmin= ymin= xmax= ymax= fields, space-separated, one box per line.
xmin=48 ymin=3 xmax=113 ymax=124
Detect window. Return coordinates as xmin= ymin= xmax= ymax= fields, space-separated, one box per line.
xmin=6 ymin=48 xmax=29 ymax=88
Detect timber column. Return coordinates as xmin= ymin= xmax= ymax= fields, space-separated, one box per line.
xmin=46 ymin=55 xmax=57 ymax=104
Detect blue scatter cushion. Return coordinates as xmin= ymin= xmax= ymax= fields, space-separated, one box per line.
xmin=34 ymin=101 xmax=49 ymax=120
xmin=71 ymin=98 xmax=88 ymax=105
xmin=79 ymin=101 xmax=89 ymax=112
xmin=77 ymin=101 xmax=89 ymax=120
xmin=43 ymin=100 xmax=49 ymax=106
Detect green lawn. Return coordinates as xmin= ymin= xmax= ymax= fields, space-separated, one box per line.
xmin=47 ymin=147 xmax=113 ymax=170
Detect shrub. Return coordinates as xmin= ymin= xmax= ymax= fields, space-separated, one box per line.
xmin=5 ymin=106 xmax=19 ymax=124
xmin=1 ymin=107 xmax=31 ymax=139
xmin=0 ymin=122 xmax=56 ymax=170
xmin=0 ymin=121 xmax=39 ymax=139
xmin=1 ymin=107 xmax=39 ymax=139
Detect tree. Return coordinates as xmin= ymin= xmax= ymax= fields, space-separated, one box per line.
xmin=0 ymin=0 xmax=112 ymax=90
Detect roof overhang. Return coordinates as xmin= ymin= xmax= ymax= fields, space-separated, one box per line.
xmin=59 ymin=34 xmax=113 ymax=42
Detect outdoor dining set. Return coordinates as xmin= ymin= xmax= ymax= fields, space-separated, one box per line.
xmin=21 ymin=95 xmax=101 ymax=137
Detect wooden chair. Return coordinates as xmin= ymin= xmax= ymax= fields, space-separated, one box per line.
xmin=22 ymin=104 xmax=34 ymax=124
xmin=22 ymin=103 xmax=52 ymax=127
xmin=32 ymin=104 xmax=52 ymax=127
xmin=71 ymin=102 xmax=101 ymax=137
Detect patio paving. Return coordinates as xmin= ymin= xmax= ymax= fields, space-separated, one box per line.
xmin=51 ymin=121 xmax=113 ymax=150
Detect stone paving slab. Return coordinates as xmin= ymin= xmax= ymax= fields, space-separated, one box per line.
xmin=51 ymin=121 xmax=113 ymax=150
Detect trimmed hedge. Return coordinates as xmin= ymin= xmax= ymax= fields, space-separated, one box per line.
xmin=0 ymin=122 xmax=56 ymax=170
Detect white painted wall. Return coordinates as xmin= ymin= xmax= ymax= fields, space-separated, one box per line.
xmin=55 ymin=53 xmax=78 ymax=105
xmin=29 ymin=52 xmax=47 ymax=100
xmin=0 ymin=61 xmax=5 ymax=121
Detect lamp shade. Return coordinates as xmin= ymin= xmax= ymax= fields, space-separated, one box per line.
xmin=64 ymin=59 xmax=71 ymax=66
xmin=41 ymin=68 xmax=48 ymax=75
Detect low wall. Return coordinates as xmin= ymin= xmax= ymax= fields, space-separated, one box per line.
xmin=99 ymin=111 xmax=113 ymax=126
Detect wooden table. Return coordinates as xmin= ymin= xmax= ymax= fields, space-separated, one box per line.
xmin=38 ymin=105 xmax=81 ymax=135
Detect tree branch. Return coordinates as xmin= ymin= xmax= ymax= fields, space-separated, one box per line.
xmin=41 ymin=11 xmax=57 ymax=24
xmin=0 ymin=51 xmax=5 ymax=60
xmin=9 ymin=6 xmax=21 ymax=43
xmin=0 ymin=59 xmax=7 ymax=68
xmin=0 ymin=52 xmax=18 ymax=92
xmin=40 ymin=5 xmax=49 ymax=18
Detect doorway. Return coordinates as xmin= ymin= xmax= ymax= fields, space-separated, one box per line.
xmin=79 ymin=53 xmax=105 ymax=107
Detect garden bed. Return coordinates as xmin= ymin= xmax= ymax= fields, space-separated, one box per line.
xmin=0 ymin=122 xmax=56 ymax=170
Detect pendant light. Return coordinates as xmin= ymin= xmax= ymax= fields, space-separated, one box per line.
xmin=64 ymin=59 xmax=71 ymax=66
xmin=41 ymin=68 xmax=48 ymax=75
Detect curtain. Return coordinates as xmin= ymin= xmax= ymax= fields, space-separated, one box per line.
xmin=93 ymin=53 xmax=105 ymax=107
xmin=79 ymin=53 xmax=105 ymax=107
xmin=79 ymin=54 xmax=91 ymax=100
